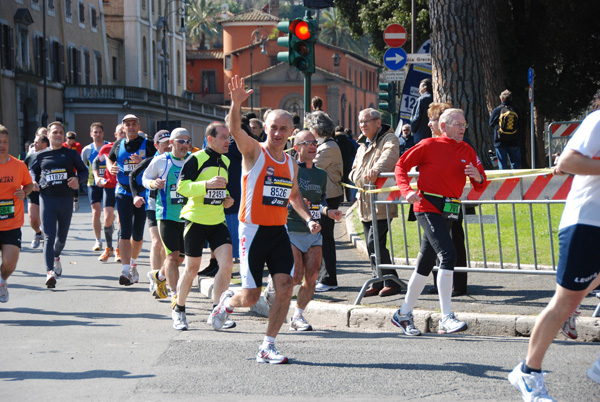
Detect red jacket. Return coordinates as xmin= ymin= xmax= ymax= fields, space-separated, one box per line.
xmin=395 ymin=136 xmax=486 ymax=214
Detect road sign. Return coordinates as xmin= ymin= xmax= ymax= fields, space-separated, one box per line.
xmin=383 ymin=71 xmax=406 ymax=82
xmin=528 ymin=67 xmax=534 ymax=85
xmin=383 ymin=24 xmax=407 ymax=48
xmin=528 ymin=85 xmax=533 ymax=102
xmin=406 ymin=53 xmax=431 ymax=64
xmin=384 ymin=47 xmax=407 ymax=71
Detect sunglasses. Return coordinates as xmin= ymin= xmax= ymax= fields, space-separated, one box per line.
xmin=297 ymin=140 xmax=318 ymax=147
xmin=174 ymin=139 xmax=191 ymax=145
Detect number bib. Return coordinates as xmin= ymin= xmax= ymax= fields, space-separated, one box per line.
xmin=170 ymin=184 xmax=185 ymax=204
xmin=204 ymin=188 xmax=226 ymax=205
xmin=309 ymin=204 xmax=321 ymax=220
xmin=0 ymin=199 xmax=15 ymax=220
xmin=443 ymin=198 xmax=461 ymax=220
xmin=263 ymin=176 xmax=292 ymax=207
xmin=43 ymin=168 xmax=68 ymax=187
xmin=123 ymin=159 xmax=136 ymax=175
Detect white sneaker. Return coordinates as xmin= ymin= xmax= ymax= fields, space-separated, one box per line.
xmin=45 ymin=271 xmax=57 ymax=288
xmin=438 ymin=312 xmax=467 ymax=334
xmin=0 ymin=282 xmax=8 ymax=303
xmin=210 ymin=290 xmax=234 ymax=330
xmin=31 ymin=232 xmax=43 ymax=249
xmin=54 ymin=257 xmax=62 ymax=276
xmin=256 ymin=343 xmax=288 ymax=364
xmin=130 ymin=263 xmax=139 ymax=283
xmin=290 ymin=315 xmax=313 ymax=331
xmin=172 ymin=308 xmax=188 ymax=331
xmin=560 ymin=308 xmax=580 ymax=340
xmin=391 ymin=310 xmax=421 ymax=336
xmin=508 ymin=362 xmax=556 ymax=402
xmin=263 ymin=277 xmax=275 ymax=307
xmin=206 ymin=314 xmax=236 ymax=329
xmin=315 ymin=282 xmax=338 ymax=292
xmin=588 ymin=355 xmax=600 ymax=385
xmin=92 ymin=239 xmax=102 ymax=251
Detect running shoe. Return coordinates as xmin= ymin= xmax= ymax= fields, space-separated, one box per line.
xmin=391 ymin=310 xmax=421 ymax=336
xmin=315 ymin=282 xmax=338 ymax=292
xmin=45 ymin=271 xmax=57 ymax=288
xmin=114 ymin=248 xmax=121 ymax=263
xmin=119 ymin=274 xmax=133 ymax=286
xmin=92 ymin=239 xmax=102 ymax=251
xmin=172 ymin=308 xmax=188 ymax=330
xmin=73 ymin=197 xmax=79 ymax=212
xmin=171 ymin=293 xmax=178 ymax=309
xmin=588 ymin=355 xmax=600 ymax=385
xmin=290 ymin=315 xmax=313 ymax=331
xmin=206 ymin=314 xmax=236 ymax=329
xmin=0 ymin=282 xmax=8 ymax=303
xmin=130 ymin=263 xmax=139 ymax=283
xmin=154 ymin=271 xmax=168 ymax=299
xmin=256 ymin=343 xmax=288 ymax=364
xmin=98 ymin=247 xmax=113 ymax=262
xmin=508 ymin=362 xmax=556 ymax=402
xmin=263 ymin=277 xmax=275 ymax=307
xmin=438 ymin=312 xmax=467 ymax=334
xmin=54 ymin=257 xmax=62 ymax=276
xmin=210 ymin=289 xmax=234 ymax=330
xmin=560 ymin=308 xmax=580 ymax=340
xmin=31 ymin=232 xmax=43 ymax=249
xmin=147 ymin=270 xmax=158 ymax=297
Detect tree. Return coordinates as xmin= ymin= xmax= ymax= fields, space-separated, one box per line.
xmin=185 ymin=0 xmax=221 ymax=50
xmin=319 ymin=8 xmax=368 ymax=55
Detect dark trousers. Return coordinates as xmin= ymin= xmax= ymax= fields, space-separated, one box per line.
xmin=431 ymin=212 xmax=468 ymax=292
xmin=41 ymin=195 xmax=73 ymax=271
xmin=362 ymin=219 xmax=399 ymax=289
xmin=319 ymin=196 xmax=343 ymax=286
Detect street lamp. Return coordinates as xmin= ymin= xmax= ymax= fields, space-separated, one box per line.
xmin=156 ymin=0 xmax=187 ymax=129
xmin=249 ymin=29 xmax=270 ymax=112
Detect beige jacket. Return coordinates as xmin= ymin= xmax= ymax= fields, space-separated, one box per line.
xmin=314 ymin=137 xmax=344 ymax=199
xmin=349 ymin=124 xmax=399 ymax=222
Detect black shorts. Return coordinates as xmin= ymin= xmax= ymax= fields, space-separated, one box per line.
xmin=103 ymin=187 xmax=116 ymax=208
xmin=556 ymin=224 xmax=600 ymax=291
xmin=0 ymin=228 xmax=22 ymax=249
xmin=184 ymin=220 xmax=231 ymax=258
xmin=158 ymin=220 xmax=185 ymax=255
xmin=146 ymin=209 xmax=158 ymax=228
xmin=88 ymin=185 xmax=104 ymax=205
xmin=27 ymin=191 xmax=40 ymax=205
xmin=239 ymin=222 xmax=294 ymax=289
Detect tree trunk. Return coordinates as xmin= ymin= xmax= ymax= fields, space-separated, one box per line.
xmin=430 ymin=0 xmax=504 ymax=169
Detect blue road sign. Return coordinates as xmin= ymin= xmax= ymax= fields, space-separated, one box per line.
xmin=384 ymin=48 xmax=407 ymax=71
xmin=528 ymin=68 xmax=534 ymax=85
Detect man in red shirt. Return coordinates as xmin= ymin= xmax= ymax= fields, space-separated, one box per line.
xmin=0 ymin=125 xmax=33 ymax=302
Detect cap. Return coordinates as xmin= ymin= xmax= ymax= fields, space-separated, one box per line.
xmin=154 ymin=130 xmax=170 ymax=143
xmin=170 ymin=127 xmax=190 ymax=140
xmin=122 ymin=114 xmax=139 ymax=123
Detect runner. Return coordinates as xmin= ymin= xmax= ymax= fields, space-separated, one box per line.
xmin=0 ymin=125 xmax=33 ymax=302
xmin=171 ymin=124 xmax=236 ymax=330
xmin=263 ymin=130 xmax=342 ymax=331
xmin=106 ymin=115 xmax=156 ymax=286
xmin=81 ymin=122 xmax=108 ymax=252
xmin=63 ymin=131 xmax=83 ymax=212
xmin=24 ymin=133 xmax=49 ymax=249
xmin=93 ymin=124 xmax=124 ymax=263
xmin=31 ymin=122 xmax=88 ymax=288
xmin=209 ymin=76 xmax=320 ymax=364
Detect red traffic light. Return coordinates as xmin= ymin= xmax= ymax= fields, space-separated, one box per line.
xmin=294 ymin=21 xmax=311 ymax=41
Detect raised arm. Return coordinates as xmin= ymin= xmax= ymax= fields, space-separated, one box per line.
xmin=227 ymin=75 xmax=260 ymax=162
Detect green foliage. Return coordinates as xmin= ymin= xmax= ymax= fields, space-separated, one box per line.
xmin=185 ymin=0 xmax=221 ymax=50
xmin=318 ymin=8 xmax=369 ymax=56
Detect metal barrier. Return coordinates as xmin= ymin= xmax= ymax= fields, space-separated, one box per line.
xmin=546 ymin=120 xmax=581 ymax=166
xmin=353 ymin=172 xmax=567 ymax=305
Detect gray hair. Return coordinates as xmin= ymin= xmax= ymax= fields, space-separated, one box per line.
xmin=439 ymin=108 xmax=464 ymax=126
xmin=305 ymin=111 xmax=335 ymax=138
xmin=359 ymin=108 xmax=381 ymax=121
xmin=265 ymin=109 xmax=293 ymax=128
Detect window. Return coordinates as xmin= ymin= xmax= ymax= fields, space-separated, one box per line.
xmin=176 ymin=50 xmax=181 ymax=84
xmin=224 ymin=54 xmax=232 ymax=71
xmin=94 ymin=50 xmax=102 ymax=84
xmin=201 ymin=71 xmax=217 ymax=94
xmin=65 ymin=0 xmax=73 ymax=20
xmin=50 ymin=40 xmax=64 ymax=82
xmin=48 ymin=0 xmax=55 ymax=10
xmin=152 ymin=40 xmax=156 ymax=77
xmin=141 ymin=0 xmax=146 ymax=9
xmin=142 ymin=37 xmax=147 ymax=75
xmin=0 ymin=24 xmax=15 ymax=71
xmin=360 ymin=71 xmax=363 ymax=88
xmin=34 ymin=35 xmax=45 ymax=77
xmin=17 ymin=27 xmax=29 ymax=70
xmin=90 ymin=6 xmax=97 ymax=31
xmin=67 ymin=46 xmax=81 ymax=84
xmin=78 ymin=1 xmax=85 ymax=26
xmin=112 ymin=56 xmax=117 ymax=80
xmin=83 ymin=48 xmax=90 ymax=84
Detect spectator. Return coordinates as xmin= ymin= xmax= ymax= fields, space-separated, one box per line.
xmin=398 ymin=124 xmax=414 ymax=156
xmin=489 ymin=89 xmax=522 ymax=169
xmin=349 ymin=108 xmax=401 ymax=297
xmin=312 ymin=96 xmax=323 ymax=112
xmin=334 ymin=126 xmax=357 ymax=202
xmin=410 ymin=78 xmax=434 ymax=145
xmin=248 ymin=118 xmax=265 ymax=141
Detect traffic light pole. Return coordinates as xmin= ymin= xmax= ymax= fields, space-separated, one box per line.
xmin=304 ymin=73 xmax=311 ymax=117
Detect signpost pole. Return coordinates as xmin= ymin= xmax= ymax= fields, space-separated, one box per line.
xmin=529 ymin=68 xmax=535 ymax=169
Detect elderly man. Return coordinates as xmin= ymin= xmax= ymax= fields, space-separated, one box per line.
xmin=349 ymin=108 xmax=401 ymax=297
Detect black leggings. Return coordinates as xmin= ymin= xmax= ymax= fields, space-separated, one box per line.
xmin=415 ymin=212 xmax=456 ymax=276
xmin=41 ymin=195 xmax=73 ymax=271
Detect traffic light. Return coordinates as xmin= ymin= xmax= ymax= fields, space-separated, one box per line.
xmin=277 ymin=16 xmax=317 ymax=74
xmin=378 ymin=82 xmax=396 ymax=111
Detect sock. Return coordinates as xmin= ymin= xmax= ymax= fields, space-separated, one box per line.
xmin=400 ymin=271 xmax=428 ymax=315
xmin=294 ymin=307 xmax=304 ymax=318
xmin=437 ymin=269 xmax=453 ymax=316
xmin=175 ymin=304 xmax=185 ymax=312
xmin=213 ymin=304 xmax=217 ymax=309
xmin=523 ymin=362 xmax=541 ymax=374
xmin=130 ymin=258 xmax=137 ymax=266
xmin=122 ymin=264 xmax=130 ymax=276
xmin=36 ymin=231 xmax=42 ymax=236
xmin=262 ymin=336 xmax=275 ymax=346
xmin=104 ymin=226 xmax=113 ymax=249
xmin=0 ymin=278 xmax=7 ymax=285
xmin=96 ymin=238 xmax=101 ymax=242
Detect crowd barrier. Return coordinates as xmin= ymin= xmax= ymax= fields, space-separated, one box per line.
xmin=350 ymin=169 xmax=575 ymax=305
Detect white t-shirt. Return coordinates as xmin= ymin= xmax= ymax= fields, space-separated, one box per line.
xmin=559 ymin=109 xmax=600 ymax=230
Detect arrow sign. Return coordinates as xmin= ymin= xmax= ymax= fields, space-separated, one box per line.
xmin=528 ymin=67 xmax=534 ymax=85
xmin=384 ymin=48 xmax=407 ymax=70
xmin=384 ymin=24 xmax=407 ymax=48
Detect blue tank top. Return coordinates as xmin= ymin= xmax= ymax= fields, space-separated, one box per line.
xmin=156 ymin=153 xmax=186 ymax=222
xmin=116 ymin=138 xmax=147 ymax=196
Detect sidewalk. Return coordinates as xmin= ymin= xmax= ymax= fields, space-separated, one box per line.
xmin=198 ymin=204 xmax=600 ymax=342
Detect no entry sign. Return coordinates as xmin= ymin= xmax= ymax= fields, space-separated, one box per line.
xmin=384 ymin=24 xmax=407 ymax=48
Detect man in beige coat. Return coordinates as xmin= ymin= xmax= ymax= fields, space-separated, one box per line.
xmin=349 ymin=108 xmax=401 ymax=297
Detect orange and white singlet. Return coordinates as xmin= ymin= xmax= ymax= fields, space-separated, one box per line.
xmin=239 ymin=146 xmax=294 ymax=226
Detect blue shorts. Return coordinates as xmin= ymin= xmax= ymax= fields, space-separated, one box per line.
xmin=103 ymin=187 xmax=116 ymax=208
xmin=556 ymin=224 xmax=600 ymax=291
xmin=88 ymin=185 xmax=104 ymax=205
xmin=289 ymin=231 xmax=322 ymax=253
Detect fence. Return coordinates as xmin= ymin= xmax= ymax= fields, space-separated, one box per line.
xmin=546 ymin=120 xmax=581 ymax=166
xmin=353 ymin=171 xmax=570 ymax=305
